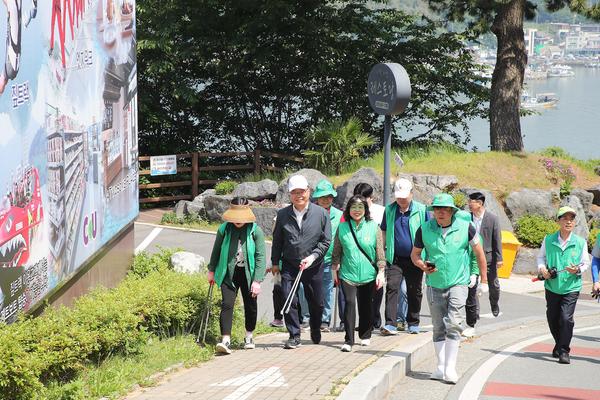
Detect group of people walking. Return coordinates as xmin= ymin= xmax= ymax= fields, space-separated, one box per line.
xmin=206 ymin=173 xmax=595 ymax=383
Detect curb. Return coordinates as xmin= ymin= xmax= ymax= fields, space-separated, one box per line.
xmin=337 ymin=332 xmax=433 ymax=400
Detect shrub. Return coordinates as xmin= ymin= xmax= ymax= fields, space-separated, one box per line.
xmin=539 ymin=157 xmax=576 ymax=198
xmin=450 ymin=191 xmax=467 ymax=209
xmin=588 ymin=228 xmax=599 ymax=251
xmin=129 ymin=247 xmax=178 ymax=278
xmin=514 ymin=215 xmax=559 ymax=248
xmin=215 ymin=180 xmax=237 ymax=195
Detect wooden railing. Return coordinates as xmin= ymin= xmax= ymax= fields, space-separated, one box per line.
xmin=138 ymin=149 xmax=303 ymax=204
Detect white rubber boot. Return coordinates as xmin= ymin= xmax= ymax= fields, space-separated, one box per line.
xmin=444 ymin=338 xmax=460 ymax=384
xmin=430 ymin=340 xmax=446 ymax=380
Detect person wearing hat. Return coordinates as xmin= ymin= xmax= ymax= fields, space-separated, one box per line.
xmin=312 ymin=179 xmax=343 ymax=332
xmin=207 ymin=197 xmax=267 ymax=355
xmin=271 ymin=174 xmax=331 ymax=349
xmin=536 ymin=206 xmax=591 ymax=365
xmin=380 ymin=177 xmax=428 ymax=335
xmin=410 ymin=193 xmax=488 ymax=384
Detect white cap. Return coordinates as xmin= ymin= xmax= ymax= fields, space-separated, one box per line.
xmin=393 ymin=178 xmax=413 ymax=199
xmin=288 ymin=175 xmax=309 ymax=192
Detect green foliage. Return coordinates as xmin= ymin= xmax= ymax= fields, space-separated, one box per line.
xmin=129 ymin=247 xmax=178 ymax=278
xmin=588 ymin=227 xmax=599 ymax=251
xmin=539 ymin=157 xmax=576 ymax=198
xmin=515 ymin=215 xmax=559 ymax=248
xmin=304 ymin=118 xmax=376 ymax=174
xmin=539 ymin=147 xmax=600 ymax=175
xmin=215 ymin=181 xmax=237 ymax=195
xmin=450 ymin=191 xmax=467 ymax=209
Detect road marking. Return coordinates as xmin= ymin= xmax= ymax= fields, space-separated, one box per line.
xmin=134 ymin=227 xmax=162 ymax=254
xmin=458 ymin=325 xmax=600 ymax=400
xmin=479 ymin=312 xmax=502 ymax=319
xmin=483 ymin=382 xmax=600 ymax=399
xmin=525 ymin=343 xmax=600 ymax=358
xmin=211 ymin=367 xmax=287 ymax=400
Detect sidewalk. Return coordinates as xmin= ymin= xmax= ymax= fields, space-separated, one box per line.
xmin=136 ymin=207 xmax=170 ymax=225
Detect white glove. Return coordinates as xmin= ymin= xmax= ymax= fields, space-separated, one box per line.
xmin=468 ymin=274 xmax=478 ymax=289
xmin=478 ymin=282 xmax=489 ymax=295
xmin=299 ymin=254 xmax=316 ymax=271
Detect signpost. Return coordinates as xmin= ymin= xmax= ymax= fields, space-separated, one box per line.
xmin=367 ymin=63 xmax=411 ymax=204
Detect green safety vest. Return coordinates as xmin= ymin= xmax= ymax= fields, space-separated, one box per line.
xmin=543 ymin=231 xmax=585 ymax=295
xmin=215 ymin=222 xmax=257 ymax=288
xmin=421 ymin=217 xmax=471 ymax=289
xmin=337 ymin=219 xmax=379 ymax=285
xmin=384 ymin=201 xmax=427 ymax=264
xmin=324 ymin=206 xmax=343 ymax=264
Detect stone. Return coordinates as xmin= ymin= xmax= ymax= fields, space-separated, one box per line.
xmin=587 ymin=185 xmax=600 ymax=207
xmin=251 ymin=206 xmax=280 ymax=236
xmin=570 ymin=188 xmax=594 ymax=219
xmin=174 ymin=200 xmax=188 ymax=219
xmin=275 ymin=169 xmax=329 ymax=204
xmin=232 ymin=179 xmax=278 ymax=201
xmin=334 ymin=168 xmax=384 ymax=210
xmin=203 ymin=194 xmax=233 ymax=222
xmin=458 ymin=188 xmax=513 ymax=231
xmin=398 ymin=174 xmax=459 ymax=204
xmin=511 ymin=247 xmax=539 ymax=275
xmin=193 ymin=189 xmax=216 ymax=203
xmin=560 ymin=195 xmax=590 ymax=239
xmin=170 ymin=251 xmax=206 ymax=274
xmin=505 ymin=189 xmax=559 ymax=223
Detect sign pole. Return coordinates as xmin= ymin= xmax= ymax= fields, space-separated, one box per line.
xmin=383 ymin=115 xmax=392 ymax=205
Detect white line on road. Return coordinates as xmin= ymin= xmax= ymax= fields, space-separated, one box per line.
xmin=211 ymin=367 xmax=287 ymax=400
xmin=134 ymin=227 xmax=163 ymax=255
xmin=458 ymin=325 xmax=600 ymax=400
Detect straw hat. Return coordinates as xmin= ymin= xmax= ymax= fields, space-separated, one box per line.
xmin=222 ymin=204 xmax=256 ymax=224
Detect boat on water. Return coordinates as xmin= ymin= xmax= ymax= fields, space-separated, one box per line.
xmin=547 ymin=64 xmax=575 ymax=77
xmin=521 ymin=92 xmax=558 ymax=109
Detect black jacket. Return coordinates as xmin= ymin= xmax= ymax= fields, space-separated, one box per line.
xmin=271 ymin=203 xmax=331 ymax=272
xmin=471 ymin=210 xmax=503 ymax=265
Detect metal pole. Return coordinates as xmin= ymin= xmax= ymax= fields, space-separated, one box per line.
xmin=382 ymin=115 xmax=392 ymax=206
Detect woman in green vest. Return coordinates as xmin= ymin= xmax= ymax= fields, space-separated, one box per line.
xmin=536 ymin=206 xmax=591 ymax=365
xmin=331 ymin=195 xmax=386 ymax=352
xmin=207 ymin=197 xmax=267 ymax=355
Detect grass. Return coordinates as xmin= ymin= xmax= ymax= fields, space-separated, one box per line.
xmin=160 ymin=212 xmax=222 ymax=232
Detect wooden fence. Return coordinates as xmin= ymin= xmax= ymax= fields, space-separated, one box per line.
xmin=138 ymin=149 xmax=303 ymax=204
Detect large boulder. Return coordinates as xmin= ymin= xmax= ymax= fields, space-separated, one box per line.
xmin=588 ymin=184 xmax=600 ymax=207
xmin=560 ymin=195 xmax=590 ymax=239
xmin=398 ymin=174 xmax=459 ymax=204
xmin=458 ymin=188 xmax=513 ymax=231
xmin=232 ymin=179 xmax=278 ymax=201
xmin=204 ymin=194 xmax=233 ymax=222
xmin=570 ymin=188 xmax=594 ymax=219
xmin=512 ymin=247 xmax=538 ymax=275
xmin=275 ymin=169 xmax=328 ymax=204
xmin=505 ymin=189 xmax=559 ymax=223
xmin=251 ymin=205 xmax=279 ymax=235
xmin=334 ymin=168 xmax=384 ymax=210
xmin=170 ymin=251 xmax=206 ymax=274
xmin=174 ymin=200 xmax=189 ymax=219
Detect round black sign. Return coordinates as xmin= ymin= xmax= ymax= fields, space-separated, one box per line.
xmin=367 ymin=63 xmax=411 ymax=116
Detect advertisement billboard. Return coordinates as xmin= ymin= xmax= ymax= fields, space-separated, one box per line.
xmin=0 ymin=0 xmax=138 ymax=323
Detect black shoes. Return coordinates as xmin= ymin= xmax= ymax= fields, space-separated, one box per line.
xmin=284 ymin=337 xmax=302 ymax=349
xmin=491 ymin=304 xmax=500 ymax=317
xmin=552 ymin=346 xmax=560 ymax=358
xmin=558 ymin=352 xmax=570 ymax=364
xmin=311 ymin=330 xmax=321 ymax=344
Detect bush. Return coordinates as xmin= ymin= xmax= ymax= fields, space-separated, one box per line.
xmin=450 ymin=191 xmax=467 ymax=209
xmin=515 ymin=215 xmax=559 ymax=248
xmin=215 ymin=180 xmax=237 ymax=195
xmin=588 ymin=228 xmax=599 ymax=251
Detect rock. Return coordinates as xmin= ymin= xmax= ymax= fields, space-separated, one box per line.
xmin=511 ymin=247 xmax=538 ymax=275
xmin=398 ymin=174 xmax=459 ymax=204
xmin=588 ymin=185 xmax=600 ymax=207
xmin=232 ymin=179 xmax=278 ymax=201
xmin=560 ymin=195 xmax=590 ymax=239
xmin=204 ymin=194 xmax=233 ymax=222
xmin=505 ymin=189 xmax=559 ymax=223
xmin=193 ymin=189 xmax=216 ymax=203
xmin=594 ymin=165 xmax=600 ymax=176
xmin=251 ymin=206 xmax=280 ymax=235
xmin=334 ymin=168 xmax=384 ymax=210
xmin=174 ymin=200 xmax=189 ymax=219
xmin=570 ymin=188 xmax=594 ymax=219
xmin=458 ymin=188 xmax=513 ymax=231
xmin=275 ymin=169 xmax=328 ymax=204
xmin=170 ymin=251 xmax=206 ymax=274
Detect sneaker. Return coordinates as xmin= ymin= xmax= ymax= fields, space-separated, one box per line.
xmin=216 ymin=341 xmax=232 ymax=355
xmin=270 ymin=319 xmax=284 ymax=328
xmin=360 ymin=338 xmax=371 ymax=346
xmin=311 ymin=330 xmax=321 ymax=344
xmin=380 ymin=325 xmax=398 ymax=336
xmin=244 ymin=337 xmax=255 ymax=350
xmin=396 ymin=321 xmax=406 ymax=331
xmin=341 ymin=343 xmax=352 ymax=352
xmin=320 ymin=323 xmax=331 ymax=333
xmin=558 ymin=352 xmax=570 ymax=364
xmin=284 ymin=337 xmax=302 ymax=349
xmin=407 ymin=325 xmax=420 ymax=334
xmin=462 ymin=327 xmax=476 ymax=338
xmin=491 ymin=305 xmax=500 ymax=317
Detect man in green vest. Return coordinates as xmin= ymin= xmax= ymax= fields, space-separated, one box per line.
xmin=536 ymin=206 xmax=591 ymax=365
xmin=380 ymin=178 xmax=428 ymax=335
xmin=312 ymin=179 xmax=343 ymax=332
xmin=410 ymin=193 xmax=488 ymax=384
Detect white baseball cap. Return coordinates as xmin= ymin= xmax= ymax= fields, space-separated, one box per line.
xmin=288 ymin=175 xmax=309 ymax=192
xmin=394 ymin=178 xmax=413 ymax=199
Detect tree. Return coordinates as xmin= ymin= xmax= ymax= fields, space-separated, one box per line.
xmin=136 ymin=1 xmax=490 ymax=156
xmin=427 ymin=0 xmax=600 ymax=152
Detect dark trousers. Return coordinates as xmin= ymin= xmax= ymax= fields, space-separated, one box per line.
xmin=273 ymin=281 xmax=284 ymax=320
xmin=466 ymin=263 xmax=501 ymax=327
xmin=384 ymin=257 xmax=423 ymax=327
xmin=339 ymin=277 xmax=382 ymax=329
xmin=282 ymin=265 xmax=324 ymax=338
xmin=342 ymin=280 xmax=374 ymax=345
xmin=545 ymin=289 xmax=579 ymax=355
xmin=220 ymin=267 xmax=257 ymax=334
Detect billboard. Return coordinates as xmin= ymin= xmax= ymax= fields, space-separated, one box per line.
xmin=0 ymin=0 xmax=138 ymax=323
